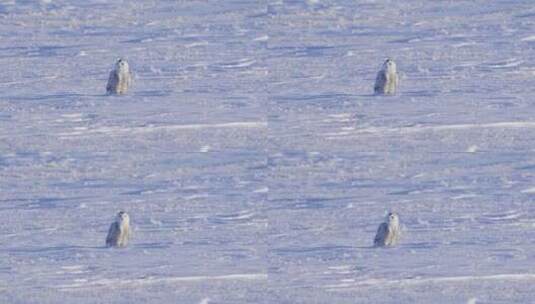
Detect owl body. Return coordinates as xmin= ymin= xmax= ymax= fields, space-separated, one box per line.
xmin=374 ymin=59 xmax=398 ymax=95
xmin=374 ymin=212 xmax=401 ymax=247
xmin=106 ymin=211 xmax=131 ymax=248
xmin=106 ymin=59 xmax=132 ymax=95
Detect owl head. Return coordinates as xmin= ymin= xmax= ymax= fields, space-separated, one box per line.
xmin=115 ymin=58 xmax=130 ymax=72
xmin=382 ymin=58 xmax=397 ymax=73
xmin=116 ymin=211 xmax=130 ymax=225
xmin=386 ymin=212 xmax=399 ymax=226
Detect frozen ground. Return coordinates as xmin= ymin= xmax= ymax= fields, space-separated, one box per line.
xmin=267 ymin=1 xmax=535 ymax=303
xmin=0 ymin=1 xmax=267 ymax=303
xmin=1 ymin=0 xmax=535 ymax=303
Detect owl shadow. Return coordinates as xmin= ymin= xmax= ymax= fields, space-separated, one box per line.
xmin=3 ymin=93 xmax=122 ymax=102
xmin=354 ymin=241 xmax=441 ymax=250
xmin=354 ymin=245 xmax=377 ymax=249
xmin=132 ymin=242 xmax=173 ymax=249
xmin=5 ymin=93 xmax=97 ymax=101
xmin=398 ymin=242 xmax=441 ymax=249
xmin=7 ymin=245 xmax=108 ymax=253
xmin=402 ymin=90 xmax=440 ymax=97
xmin=134 ymin=90 xmax=173 ymax=97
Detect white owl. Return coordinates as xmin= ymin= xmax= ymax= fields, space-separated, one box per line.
xmin=106 ymin=58 xmax=132 ymax=95
xmin=106 ymin=211 xmax=131 ymax=248
xmin=374 ymin=58 xmax=398 ymax=95
xmin=373 ymin=212 xmax=401 ymax=247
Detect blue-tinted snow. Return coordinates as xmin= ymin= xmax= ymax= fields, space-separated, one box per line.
xmin=1 ymin=0 xmax=535 ymax=303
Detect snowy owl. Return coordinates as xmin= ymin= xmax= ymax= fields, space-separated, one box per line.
xmin=106 ymin=58 xmax=132 ymax=95
xmin=106 ymin=211 xmax=131 ymax=248
xmin=373 ymin=212 xmax=401 ymax=247
xmin=374 ymin=58 xmax=398 ymax=95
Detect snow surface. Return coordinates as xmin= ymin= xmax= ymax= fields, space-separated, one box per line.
xmin=1 ymin=0 xmax=535 ymax=303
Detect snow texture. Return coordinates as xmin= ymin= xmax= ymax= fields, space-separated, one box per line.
xmin=1 ymin=0 xmax=535 ymax=303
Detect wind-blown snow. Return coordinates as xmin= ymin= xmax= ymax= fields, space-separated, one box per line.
xmin=266 ymin=0 xmax=535 ymax=303
xmin=1 ymin=0 xmax=535 ymax=303
xmin=0 ymin=1 xmax=267 ymax=303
